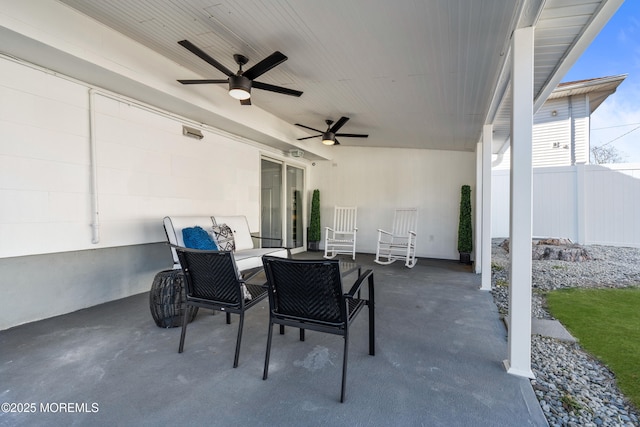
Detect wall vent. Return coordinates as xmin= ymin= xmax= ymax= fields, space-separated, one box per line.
xmin=182 ymin=125 xmax=204 ymax=140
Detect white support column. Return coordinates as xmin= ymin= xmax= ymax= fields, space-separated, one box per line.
xmin=481 ymin=125 xmax=493 ymax=290
xmin=505 ymin=26 xmax=535 ymax=379
xmin=475 ymin=142 xmax=483 ymax=274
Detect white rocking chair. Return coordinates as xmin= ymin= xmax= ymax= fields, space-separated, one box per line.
xmin=324 ymin=206 xmax=358 ymax=260
xmin=375 ymin=207 xmax=418 ymax=268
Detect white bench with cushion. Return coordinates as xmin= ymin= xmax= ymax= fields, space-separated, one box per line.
xmin=163 ymin=215 xmax=289 ymax=273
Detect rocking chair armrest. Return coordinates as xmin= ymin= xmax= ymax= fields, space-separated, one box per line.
xmin=345 ymin=269 xmax=374 ymax=299
xmin=377 ymin=229 xmax=392 ymax=236
xmin=325 ymin=226 xmax=335 ymax=239
xmin=408 ymin=231 xmax=417 ymax=236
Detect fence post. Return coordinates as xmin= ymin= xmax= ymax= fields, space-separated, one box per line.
xmin=576 ymin=164 xmax=586 ymax=245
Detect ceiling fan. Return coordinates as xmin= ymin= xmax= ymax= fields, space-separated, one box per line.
xmin=177 ymin=39 xmax=303 ymax=105
xmin=295 ymin=117 xmax=368 ymax=145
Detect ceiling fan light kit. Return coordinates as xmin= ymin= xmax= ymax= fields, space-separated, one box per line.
xmin=228 ymin=75 xmax=252 ymax=100
xmin=322 ymin=132 xmax=335 ymax=145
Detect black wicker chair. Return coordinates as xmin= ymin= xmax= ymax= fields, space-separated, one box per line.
xmin=261 ymin=256 xmax=375 ymax=402
xmin=174 ymin=246 xmax=268 ymax=368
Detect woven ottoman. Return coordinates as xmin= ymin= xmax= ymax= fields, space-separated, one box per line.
xmin=149 ymin=269 xmax=198 ymax=328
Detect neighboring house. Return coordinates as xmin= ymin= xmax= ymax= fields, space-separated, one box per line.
xmin=490 ymin=74 xmax=640 ymax=245
xmin=493 ymin=74 xmax=627 ymax=170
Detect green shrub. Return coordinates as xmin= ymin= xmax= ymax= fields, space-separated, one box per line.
xmin=308 ymin=189 xmax=321 ymax=242
xmin=457 ymin=185 xmax=472 ymax=253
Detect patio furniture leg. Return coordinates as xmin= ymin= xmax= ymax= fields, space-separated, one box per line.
xmin=178 ymin=305 xmax=191 ymax=353
xmin=233 ymin=313 xmax=244 ymax=368
xmin=226 ymin=312 xmax=231 ymax=324
xmin=300 ymin=328 xmax=305 ymax=341
xmin=263 ymin=322 xmax=274 ymax=380
xmin=280 ymin=325 xmax=285 ymax=335
xmin=341 ymin=332 xmax=349 ymax=403
xmin=368 ymin=274 xmax=375 ymax=356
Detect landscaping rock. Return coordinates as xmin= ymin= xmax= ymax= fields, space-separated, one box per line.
xmin=491 ymin=239 xmax=640 ymax=426
xmin=499 ymin=238 xmax=592 ymax=261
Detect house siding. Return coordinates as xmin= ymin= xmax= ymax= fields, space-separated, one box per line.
xmin=493 ymin=93 xmax=591 ymax=170
xmin=573 ymin=95 xmax=590 ymax=164
xmin=533 ymin=98 xmax=572 ymax=167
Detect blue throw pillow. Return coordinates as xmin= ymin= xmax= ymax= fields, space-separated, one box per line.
xmin=182 ymin=226 xmax=217 ymax=250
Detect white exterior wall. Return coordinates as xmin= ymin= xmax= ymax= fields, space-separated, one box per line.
xmin=313 ymin=147 xmax=476 ymax=260
xmin=0 ymin=55 xmax=474 ymax=261
xmin=492 ymin=163 xmax=640 ymax=247
xmin=0 ymin=56 xmax=280 ymax=259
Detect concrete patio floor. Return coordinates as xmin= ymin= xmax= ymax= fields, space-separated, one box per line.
xmin=0 ymin=253 xmax=547 ymax=426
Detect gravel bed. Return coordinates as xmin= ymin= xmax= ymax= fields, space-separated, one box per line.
xmin=490 ymin=239 xmax=640 ymax=426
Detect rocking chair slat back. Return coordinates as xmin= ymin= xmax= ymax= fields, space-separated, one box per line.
xmin=334 ymin=206 xmax=357 ymax=232
xmin=393 ymin=208 xmax=418 ymax=235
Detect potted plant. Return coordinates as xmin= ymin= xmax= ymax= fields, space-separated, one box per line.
xmin=308 ymin=189 xmax=321 ymax=251
xmin=457 ymin=185 xmax=473 ymax=264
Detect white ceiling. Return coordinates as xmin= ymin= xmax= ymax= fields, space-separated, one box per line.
xmin=37 ymin=0 xmax=621 ymax=155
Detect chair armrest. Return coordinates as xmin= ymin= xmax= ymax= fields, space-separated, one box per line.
xmin=345 ymin=269 xmax=374 ymax=299
xmin=377 ymin=229 xmax=392 ymax=236
xmin=408 ymin=231 xmax=417 ymax=236
xmin=251 ymin=234 xmax=283 ymax=247
xmin=325 ymin=226 xmax=335 ymax=239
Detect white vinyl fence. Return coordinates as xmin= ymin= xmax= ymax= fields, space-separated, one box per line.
xmin=492 ymin=163 xmax=640 ymax=247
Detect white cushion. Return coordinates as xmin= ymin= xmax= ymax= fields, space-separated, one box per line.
xmin=213 ymin=215 xmax=254 ymax=251
xmin=233 ymin=248 xmax=289 ymax=271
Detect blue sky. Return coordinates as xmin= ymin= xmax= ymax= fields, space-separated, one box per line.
xmin=562 ymin=0 xmax=640 ymax=163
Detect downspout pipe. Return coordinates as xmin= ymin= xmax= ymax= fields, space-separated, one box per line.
xmin=89 ymin=88 xmax=100 ymax=244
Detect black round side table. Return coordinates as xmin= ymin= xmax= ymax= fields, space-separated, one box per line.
xmin=149 ymin=269 xmax=198 ymax=328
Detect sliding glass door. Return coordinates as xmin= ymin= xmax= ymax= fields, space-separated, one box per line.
xmin=261 ymin=158 xmax=305 ymax=250
xmin=286 ymin=165 xmax=304 ymax=248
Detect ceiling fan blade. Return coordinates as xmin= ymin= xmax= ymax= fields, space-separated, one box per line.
xmin=178 ymin=40 xmax=234 ymax=77
xmin=295 ymin=123 xmax=323 ymax=133
xmin=253 ymin=81 xmax=303 ymax=97
xmin=335 ymin=133 xmax=369 ymax=138
xmin=240 ymin=98 xmax=251 ymax=106
xmin=330 ymin=116 xmax=349 ymax=133
xmin=242 ymin=51 xmax=287 ymax=80
xmin=297 ymin=135 xmax=321 ymax=141
xmin=177 ymin=79 xmax=229 ymax=85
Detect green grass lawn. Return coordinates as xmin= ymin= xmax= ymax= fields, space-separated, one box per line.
xmin=546 ymin=287 xmax=640 ymax=410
